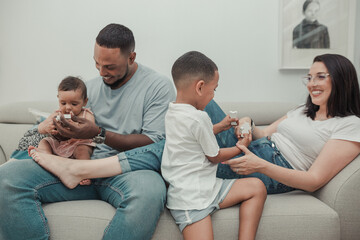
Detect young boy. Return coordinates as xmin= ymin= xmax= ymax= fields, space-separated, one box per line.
xmin=161 ymin=51 xmax=266 ymax=240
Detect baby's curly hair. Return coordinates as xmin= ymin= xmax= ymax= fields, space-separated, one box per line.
xmin=58 ymin=76 xmax=87 ymax=100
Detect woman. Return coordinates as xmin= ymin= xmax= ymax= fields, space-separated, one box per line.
xmin=207 ymin=53 xmax=360 ymax=193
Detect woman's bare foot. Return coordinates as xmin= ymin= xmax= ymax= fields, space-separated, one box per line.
xmin=28 ymin=146 xmax=45 ymax=155
xmin=29 ymin=147 xmax=83 ymax=189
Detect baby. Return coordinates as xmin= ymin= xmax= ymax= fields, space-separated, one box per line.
xmin=29 ymin=76 xmax=95 ymax=185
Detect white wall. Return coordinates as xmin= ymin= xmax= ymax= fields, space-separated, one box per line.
xmin=0 ymin=0 xmax=359 ymax=106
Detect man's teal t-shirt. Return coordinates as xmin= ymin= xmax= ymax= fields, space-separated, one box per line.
xmin=86 ymin=63 xmax=176 ymax=159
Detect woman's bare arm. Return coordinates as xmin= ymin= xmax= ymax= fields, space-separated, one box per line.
xmin=225 ymin=139 xmax=360 ymax=192
xmin=235 ymin=115 xmax=287 ymax=140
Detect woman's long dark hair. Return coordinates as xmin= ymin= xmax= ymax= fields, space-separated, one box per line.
xmin=305 ymin=54 xmax=360 ymax=119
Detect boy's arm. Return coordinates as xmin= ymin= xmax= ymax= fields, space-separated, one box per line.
xmin=213 ymin=115 xmax=237 ymax=135
xmin=207 ymin=146 xmax=241 ymax=164
xmin=207 ymin=133 xmax=252 ymax=164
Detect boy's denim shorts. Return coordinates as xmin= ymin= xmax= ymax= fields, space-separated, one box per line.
xmin=170 ymin=179 xmax=235 ymax=232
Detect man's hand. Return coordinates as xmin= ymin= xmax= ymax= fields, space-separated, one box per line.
xmin=53 ymin=113 xmax=100 ymax=139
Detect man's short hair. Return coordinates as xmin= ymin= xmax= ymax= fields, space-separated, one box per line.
xmin=96 ymin=23 xmax=135 ymax=55
xmin=171 ymin=51 xmax=218 ymax=88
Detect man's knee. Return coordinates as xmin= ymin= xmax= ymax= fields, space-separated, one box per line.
xmin=132 ymin=170 xmax=166 ymax=204
xmin=0 ymin=159 xmax=54 ymax=198
xmin=0 ymin=160 xmax=28 ymax=207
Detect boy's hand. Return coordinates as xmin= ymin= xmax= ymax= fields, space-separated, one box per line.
xmin=236 ymin=133 xmax=252 ymax=148
xmin=214 ymin=115 xmax=238 ymax=134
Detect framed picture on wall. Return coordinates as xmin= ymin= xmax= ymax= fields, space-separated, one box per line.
xmin=279 ymin=0 xmax=356 ymax=69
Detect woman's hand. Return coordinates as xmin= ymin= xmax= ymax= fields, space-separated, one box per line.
xmin=234 ymin=117 xmax=252 ymax=139
xmin=213 ymin=115 xmax=238 ymax=135
xmin=224 ymin=144 xmax=263 ymax=175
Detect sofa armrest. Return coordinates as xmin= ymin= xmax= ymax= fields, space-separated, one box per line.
xmin=313 ymin=155 xmax=360 ymax=240
xmin=0 ymin=123 xmax=34 ymax=163
xmin=0 ymin=145 xmax=6 ymax=165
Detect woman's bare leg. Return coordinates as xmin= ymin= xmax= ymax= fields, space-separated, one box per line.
xmin=73 ymin=145 xmax=94 ymax=185
xmin=219 ymin=178 xmax=266 ymax=240
xmin=29 ymin=148 xmax=122 ymax=189
xmin=182 ymin=215 xmax=214 ymax=240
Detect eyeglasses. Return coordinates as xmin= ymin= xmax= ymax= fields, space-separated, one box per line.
xmin=301 ymin=73 xmax=330 ymax=85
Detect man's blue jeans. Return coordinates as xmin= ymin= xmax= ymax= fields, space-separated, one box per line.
xmin=204 ymin=100 xmax=295 ymax=194
xmin=0 ymin=140 xmax=166 ymax=240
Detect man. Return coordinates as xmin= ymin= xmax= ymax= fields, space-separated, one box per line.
xmin=0 ymin=23 xmax=176 ymax=240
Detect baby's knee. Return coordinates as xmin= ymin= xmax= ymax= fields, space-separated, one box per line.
xmin=73 ymin=145 xmax=92 ymax=159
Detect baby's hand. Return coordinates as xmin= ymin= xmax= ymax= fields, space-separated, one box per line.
xmin=38 ymin=112 xmax=58 ymax=135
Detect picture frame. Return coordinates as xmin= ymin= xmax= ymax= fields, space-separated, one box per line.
xmin=278 ymin=0 xmax=356 ymax=69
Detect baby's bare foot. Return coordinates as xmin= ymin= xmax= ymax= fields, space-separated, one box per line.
xmin=80 ymin=179 xmax=92 ymax=185
xmin=29 ymin=149 xmax=82 ymax=189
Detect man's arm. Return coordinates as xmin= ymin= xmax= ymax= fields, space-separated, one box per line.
xmin=55 ymin=76 xmax=176 ymax=152
xmin=54 ymin=114 xmax=154 ymax=152
xmin=104 ymin=131 xmax=154 ymax=151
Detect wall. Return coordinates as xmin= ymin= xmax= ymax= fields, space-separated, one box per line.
xmin=0 ymin=0 xmax=359 ymax=106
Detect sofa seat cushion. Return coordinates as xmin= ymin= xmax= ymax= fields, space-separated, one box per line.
xmin=43 ymin=200 xmax=115 ymax=240
xmin=154 ymin=190 xmax=340 ymax=240
xmin=255 ymin=191 xmax=340 ymax=240
xmin=43 ymin=191 xmax=339 ymax=240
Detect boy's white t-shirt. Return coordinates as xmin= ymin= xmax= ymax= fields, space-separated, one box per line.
xmin=161 ymin=102 xmax=222 ymax=210
xmin=272 ymin=106 xmax=360 ymax=171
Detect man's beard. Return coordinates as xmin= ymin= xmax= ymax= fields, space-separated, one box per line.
xmin=103 ymin=64 xmax=129 ymax=89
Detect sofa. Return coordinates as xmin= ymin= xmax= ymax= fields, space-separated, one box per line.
xmin=0 ymin=101 xmax=359 ymax=240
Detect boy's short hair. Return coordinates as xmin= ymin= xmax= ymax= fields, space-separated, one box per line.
xmin=171 ymin=51 xmax=218 ymax=88
xmin=58 ymin=76 xmax=87 ymax=100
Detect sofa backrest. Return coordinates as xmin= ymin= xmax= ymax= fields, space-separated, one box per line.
xmin=218 ymin=102 xmax=298 ymax=126
xmin=0 ymin=101 xmax=297 ymax=164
